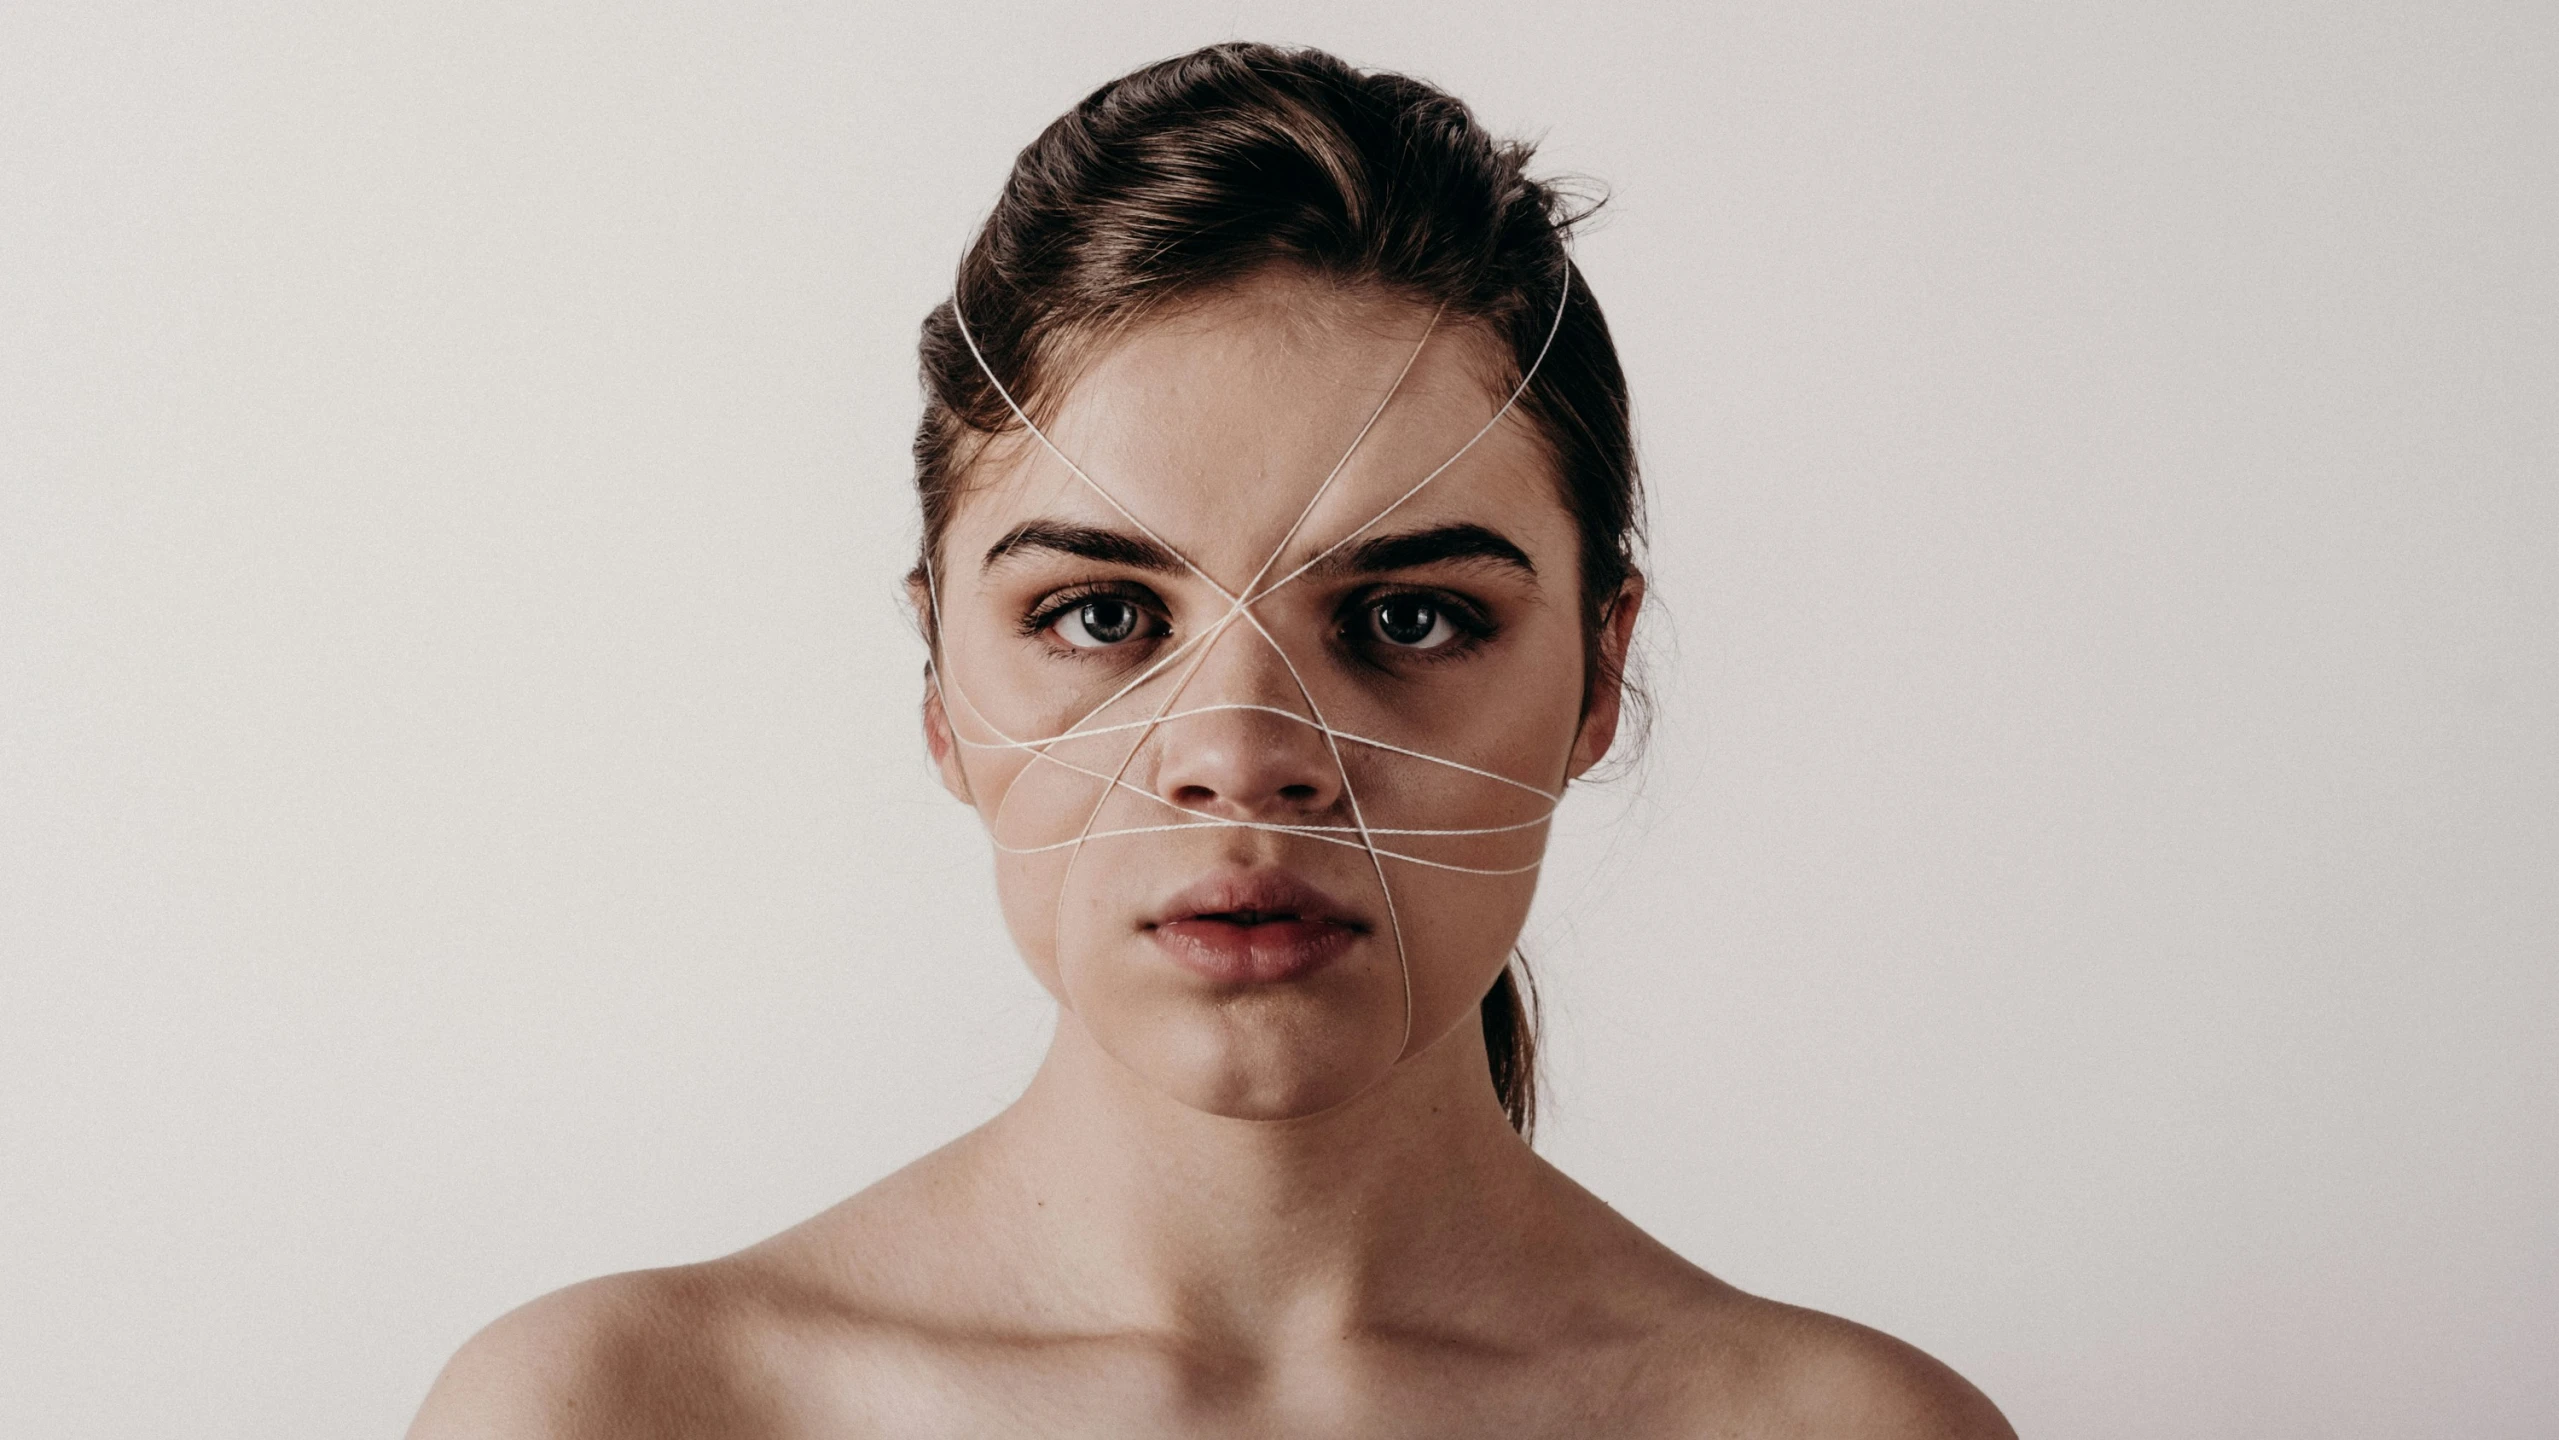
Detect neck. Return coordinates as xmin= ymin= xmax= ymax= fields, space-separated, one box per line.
xmin=974 ymin=1006 xmax=1557 ymax=1341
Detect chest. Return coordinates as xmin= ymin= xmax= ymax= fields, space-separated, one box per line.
xmin=769 ymin=1331 xmax=1707 ymax=1440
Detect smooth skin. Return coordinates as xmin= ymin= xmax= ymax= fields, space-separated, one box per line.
xmin=409 ymin=274 xmax=2013 ymax=1439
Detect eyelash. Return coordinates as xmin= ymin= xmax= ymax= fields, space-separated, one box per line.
xmin=1017 ymin=582 xmax=1498 ymax=663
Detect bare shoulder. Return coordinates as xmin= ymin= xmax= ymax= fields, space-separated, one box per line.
xmin=1670 ymin=1287 xmax=2015 ymax=1440
xmin=404 ymin=1259 xmax=790 ymax=1440
xmin=403 ymin=1145 xmax=987 ymax=1440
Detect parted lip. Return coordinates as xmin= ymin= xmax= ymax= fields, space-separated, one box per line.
xmin=1144 ymin=870 xmax=1370 ymax=932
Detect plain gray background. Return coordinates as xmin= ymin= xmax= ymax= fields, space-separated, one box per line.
xmin=5 ymin=3 xmax=2553 ymax=1435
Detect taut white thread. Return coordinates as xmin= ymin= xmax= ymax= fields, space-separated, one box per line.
xmin=929 ymin=262 xmax=1576 ymax=1060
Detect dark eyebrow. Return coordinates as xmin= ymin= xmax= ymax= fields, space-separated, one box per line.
xmin=981 ymin=520 xmax=1186 ymax=575
xmin=1310 ymin=523 xmax=1537 ymax=580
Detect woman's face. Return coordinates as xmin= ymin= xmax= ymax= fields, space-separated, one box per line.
xmin=922 ymin=273 xmax=1630 ymax=1121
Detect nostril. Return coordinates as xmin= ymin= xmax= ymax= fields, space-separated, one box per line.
xmin=1279 ymin=783 xmax=1320 ymax=803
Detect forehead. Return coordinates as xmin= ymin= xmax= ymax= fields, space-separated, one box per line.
xmin=950 ymin=275 xmax=1571 ymax=588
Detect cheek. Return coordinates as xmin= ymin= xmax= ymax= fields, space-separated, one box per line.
xmin=945 ymin=645 xmax=1165 ymax=842
xmin=990 ymin=847 xmax=1070 ymax=997
xmin=968 ymin=729 xmax=1153 ymax=1001
xmin=1359 ymin=628 xmax=1586 ymax=1034
xmin=1391 ymin=869 xmax=1537 ymax=1048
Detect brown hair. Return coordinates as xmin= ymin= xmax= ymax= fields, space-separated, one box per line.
xmin=912 ymin=42 xmax=1642 ymax=1142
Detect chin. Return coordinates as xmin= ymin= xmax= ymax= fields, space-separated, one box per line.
xmin=1118 ymin=993 xmax=1406 ymax=1123
xmin=1170 ymin=1068 xmax=1384 ymax=1124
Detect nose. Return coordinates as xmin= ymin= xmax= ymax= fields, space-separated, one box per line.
xmin=1148 ymin=624 xmax=1345 ymax=820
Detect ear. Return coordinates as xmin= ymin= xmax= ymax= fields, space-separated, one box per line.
xmin=906 ymin=573 xmax=976 ymax=805
xmin=1567 ymin=575 xmax=1645 ymax=781
xmin=921 ymin=669 xmax=976 ymax=805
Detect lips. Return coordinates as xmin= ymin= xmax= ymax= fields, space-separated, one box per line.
xmin=1144 ymin=871 xmax=1368 ymax=985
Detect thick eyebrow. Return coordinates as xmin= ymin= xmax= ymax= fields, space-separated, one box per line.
xmin=981 ymin=520 xmax=1186 ymax=575
xmin=1308 ymin=522 xmax=1538 ymax=581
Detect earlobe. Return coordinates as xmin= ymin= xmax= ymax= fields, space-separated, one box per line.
xmin=1567 ymin=690 xmax=1620 ymax=781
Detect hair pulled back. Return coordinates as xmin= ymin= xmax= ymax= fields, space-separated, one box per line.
xmin=913 ymin=41 xmax=1643 ymax=1141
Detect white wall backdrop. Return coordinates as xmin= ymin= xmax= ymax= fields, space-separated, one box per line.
xmin=4 ymin=3 xmax=2552 ymax=1436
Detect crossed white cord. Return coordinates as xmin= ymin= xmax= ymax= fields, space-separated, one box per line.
xmin=924 ymin=267 xmax=1574 ymax=1055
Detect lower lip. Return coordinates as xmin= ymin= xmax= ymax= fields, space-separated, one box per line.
xmin=1149 ymin=917 xmax=1361 ymax=985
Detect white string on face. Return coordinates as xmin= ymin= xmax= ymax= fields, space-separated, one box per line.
xmin=927 ymin=266 xmax=1575 ymax=1058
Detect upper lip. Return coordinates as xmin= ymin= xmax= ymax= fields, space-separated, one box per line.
xmin=1146 ymin=871 xmax=1369 ymax=931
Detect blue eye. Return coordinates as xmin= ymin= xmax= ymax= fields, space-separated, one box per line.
xmin=1053 ymin=597 xmax=1145 ymax=648
xmin=1369 ymin=596 xmax=1458 ymax=650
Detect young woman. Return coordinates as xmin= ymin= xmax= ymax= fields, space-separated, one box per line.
xmin=411 ymin=43 xmax=2012 ymax=1439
